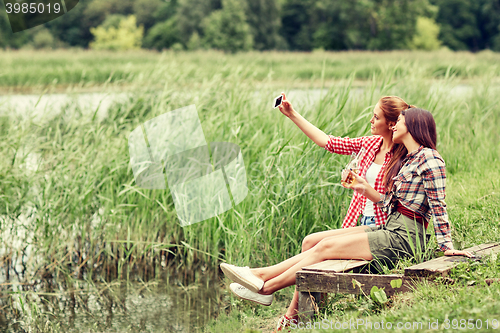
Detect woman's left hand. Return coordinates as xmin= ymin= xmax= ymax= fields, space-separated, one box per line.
xmin=444 ymin=249 xmax=476 ymax=258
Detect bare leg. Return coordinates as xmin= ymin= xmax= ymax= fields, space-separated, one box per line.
xmin=260 ymin=232 xmax=372 ymax=295
xmin=285 ymin=288 xmax=300 ymax=319
xmin=251 ymin=226 xmax=370 ymax=282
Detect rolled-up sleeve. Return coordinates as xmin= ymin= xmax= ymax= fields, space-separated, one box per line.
xmin=324 ymin=135 xmax=364 ymax=155
xmin=420 ymin=152 xmax=453 ymax=251
xmin=376 ymin=192 xmax=388 ymax=209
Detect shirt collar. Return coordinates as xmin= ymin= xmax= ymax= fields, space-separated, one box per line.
xmin=405 ymin=145 xmax=424 ymax=160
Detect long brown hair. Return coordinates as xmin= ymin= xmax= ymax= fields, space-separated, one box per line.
xmin=377 ymin=96 xmax=415 ymax=192
xmin=383 ymin=108 xmax=437 ymax=191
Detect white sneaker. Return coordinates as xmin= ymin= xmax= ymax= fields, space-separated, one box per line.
xmin=220 ymin=263 xmax=264 ymax=293
xmin=229 ymin=283 xmax=273 ymax=306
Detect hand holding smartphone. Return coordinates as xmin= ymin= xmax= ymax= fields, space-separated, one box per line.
xmin=273 ymin=92 xmax=295 ymax=119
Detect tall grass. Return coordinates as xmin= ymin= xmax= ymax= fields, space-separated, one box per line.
xmin=1 ymin=49 xmax=500 ymax=92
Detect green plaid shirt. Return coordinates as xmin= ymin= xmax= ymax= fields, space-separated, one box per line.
xmin=377 ymin=146 xmax=454 ymax=251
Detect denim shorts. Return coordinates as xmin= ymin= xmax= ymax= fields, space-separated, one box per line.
xmin=364 ymin=211 xmax=427 ymax=271
xmin=359 ymin=215 xmax=376 ymax=227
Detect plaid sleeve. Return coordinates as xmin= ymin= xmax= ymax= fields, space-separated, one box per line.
xmin=419 ymin=151 xmax=453 ymax=251
xmin=324 ymin=135 xmax=364 ymax=155
xmin=375 ymin=192 xmax=393 ymax=216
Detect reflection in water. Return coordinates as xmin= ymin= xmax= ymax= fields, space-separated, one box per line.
xmin=0 ymin=271 xmax=222 ymax=332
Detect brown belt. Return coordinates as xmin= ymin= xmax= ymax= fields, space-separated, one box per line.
xmin=394 ymin=200 xmax=426 ymax=228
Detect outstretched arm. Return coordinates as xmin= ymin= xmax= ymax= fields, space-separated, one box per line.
xmin=278 ymin=92 xmax=330 ymax=148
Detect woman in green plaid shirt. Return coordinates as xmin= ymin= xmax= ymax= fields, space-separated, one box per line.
xmin=348 ymin=107 xmax=473 ymax=257
xmin=221 ymin=107 xmax=474 ymax=331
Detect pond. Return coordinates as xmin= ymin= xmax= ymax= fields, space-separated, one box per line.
xmin=1 ymin=272 xmax=221 ymax=332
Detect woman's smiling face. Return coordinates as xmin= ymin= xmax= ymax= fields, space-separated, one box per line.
xmin=370 ymin=103 xmax=393 ymax=136
xmin=392 ymin=114 xmax=408 ymax=143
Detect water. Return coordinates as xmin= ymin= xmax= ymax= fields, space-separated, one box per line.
xmin=0 ymin=92 xmax=130 ymax=122
xmin=0 ymin=90 xmax=325 ymax=122
xmin=0 ymin=274 xmax=221 ymax=332
xmin=0 ymin=207 xmax=222 ymax=332
xmin=0 ymin=83 xmax=478 ymax=123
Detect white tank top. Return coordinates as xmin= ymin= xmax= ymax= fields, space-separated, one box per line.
xmin=363 ymin=162 xmax=383 ymax=217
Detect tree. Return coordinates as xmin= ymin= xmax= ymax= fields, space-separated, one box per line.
xmin=280 ymin=0 xmax=314 ymax=50
xmin=143 ymin=17 xmax=182 ymax=50
xmin=82 ymin=0 xmax=135 ymax=29
xmin=32 ymin=28 xmax=56 ymax=49
xmin=89 ymin=15 xmax=144 ymax=51
xmin=0 ymin=10 xmax=31 ymax=48
xmin=244 ymin=0 xmax=283 ymax=50
xmin=133 ymin=0 xmax=164 ymax=32
xmin=282 ymin=0 xmax=437 ymax=51
xmin=44 ymin=0 xmax=93 ymax=48
xmin=366 ymin=0 xmax=437 ymax=50
xmin=430 ymin=0 xmax=482 ymax=50
xmin=478 ymin=0 xmax=500 ymax=51
xmin=409 ymin=17 xmax=442 ymax=50
xmin=311 ymin=0 xmax=374 ymax=50
xmin=133 ymin=0 xmax=179 ymax=35
xmin=176 ymin=0 xmax=221 ymax=46
xmin=202 ymin=0 xmax=253 ymax=52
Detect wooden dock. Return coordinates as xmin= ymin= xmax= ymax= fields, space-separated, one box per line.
xmin=296 ymin=243 xmax=500 ymax=321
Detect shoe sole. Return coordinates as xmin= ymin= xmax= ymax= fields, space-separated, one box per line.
xmin=230 ymin=285 xmax=272 ymax=306
xmin=220 ymin=263 xmax=261 ymax=293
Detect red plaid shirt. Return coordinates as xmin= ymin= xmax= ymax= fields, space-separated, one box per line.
xmin=324 ymin=135 xmax=393 ymax=228
xmin=377 ymin=146 xmax=453 ymax=251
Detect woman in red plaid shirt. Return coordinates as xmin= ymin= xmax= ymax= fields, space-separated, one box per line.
xmin=221 ymin=107 xmax=474 ymax=331
xmin=277 ymin=92 xmax=410 ymax=229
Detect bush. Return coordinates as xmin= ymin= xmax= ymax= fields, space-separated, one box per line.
xmin=492 ymin=33 xmax=500 ymax=52
xmin=187 ymin=31 xmax=202 ymax=51
xmin=410 ymin=16 xmax=442 ymax=50
xmin=32 ymin=28 xmax=55 ymax=49
xmin=143 ymin=17 xmax=181 ymax=50
xmin=89 ymin=15 xmax=143 ymax=51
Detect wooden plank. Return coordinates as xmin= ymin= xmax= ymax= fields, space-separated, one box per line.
xmin=302 ymin=259 xmax=370 ymax=273
xmin=297 ymin=271 xmax=418 ymax=298
xmin=405 ymin=243 xmax=500 ymax=278
xmin=298 ymin=291 xmax=320 ymax=322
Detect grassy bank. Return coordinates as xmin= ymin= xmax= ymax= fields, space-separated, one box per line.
xmin=0 ymin=50 xmax=499 ymax=332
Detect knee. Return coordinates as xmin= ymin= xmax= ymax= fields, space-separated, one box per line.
xmin=301 ymin=234 xmax=316 ymax=252
xmin=312 ymin=239 xmax=336 ymax=260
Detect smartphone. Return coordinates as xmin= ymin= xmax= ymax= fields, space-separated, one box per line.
xmin=273 ymin=95 xmax=283 ymax=109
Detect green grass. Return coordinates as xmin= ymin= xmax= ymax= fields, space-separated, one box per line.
xmin=0 ymin=49 xmax=500 ymax=332
xmin=2 ymin=49 xmax=500 ymax=93
xmin=206 ymin=169 xmax=500 ymax=332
